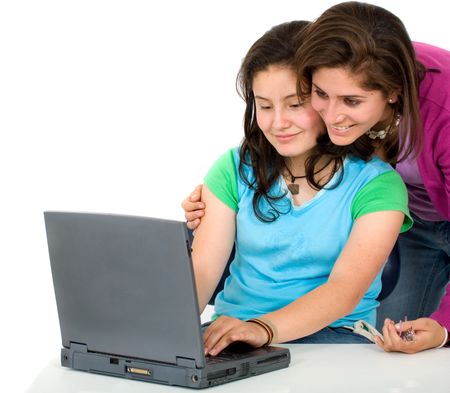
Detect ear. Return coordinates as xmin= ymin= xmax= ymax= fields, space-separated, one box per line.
xmin=387 ymin=92 xmax=400 ymax=104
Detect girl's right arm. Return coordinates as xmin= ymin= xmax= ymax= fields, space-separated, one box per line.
xmin=190 ymin=185 xmax=235 ymax=312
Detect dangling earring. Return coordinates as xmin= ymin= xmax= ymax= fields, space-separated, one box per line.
xmin=366 ymin=113 xmax=401 ymax=140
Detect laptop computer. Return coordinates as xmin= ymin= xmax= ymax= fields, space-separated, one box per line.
xmin=44 ymin=211 xmax=290 ymax=388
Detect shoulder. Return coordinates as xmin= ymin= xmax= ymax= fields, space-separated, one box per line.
xmin=206 ymin=147 xmax=238 ymax=174
xmin=204 ymin=147 xmax=240 ymax=212
xmin=346 ymin=155 xmax=406 ymax=189
xmin=413 ymin=41 xmax=450 ymax=69
xmin=414 ymin=42 xmax=450 ymax=117
xmin=348 ymin=158 xmax=411 ymax=232
xmin=344 ymin=155 xmax=394 ymax=180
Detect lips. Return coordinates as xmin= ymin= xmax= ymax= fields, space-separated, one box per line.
xmin=331 ymin=124 xmax=355 ymax=131
xmin=276 ymin=133 xmax=298 ymax=138
xmin=274 ymin=133 xmax=300 ymax=143
xmin=328 ymin=124 xmax=357 ymax=136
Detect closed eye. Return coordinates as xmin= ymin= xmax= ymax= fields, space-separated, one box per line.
xmin=344 ymin=97 xmax=362 ymax=106
xmin=313 ymin=88 xmax=327 ymax=99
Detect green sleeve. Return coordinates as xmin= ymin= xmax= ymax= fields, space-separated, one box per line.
xmin=204 ymin=148 xmax=239 ymax=212
xmin=351 ymin=170 xmax=413 ymax=233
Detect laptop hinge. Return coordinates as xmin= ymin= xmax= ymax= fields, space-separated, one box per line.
xmin=176 ymin=356 xmax=198 ymax=368
xmin=68 ymin=342 xmax=88 ymax=352
xmin=61 ymin=342 xmax=88 ymax=368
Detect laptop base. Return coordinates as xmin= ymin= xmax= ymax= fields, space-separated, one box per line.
xmin=62 ymin=342 xmax=290 ymax=389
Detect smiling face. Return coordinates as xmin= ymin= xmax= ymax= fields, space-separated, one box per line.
xmin=311 ymin=67 xmax=395 ymax=146
xmin=253 ymin=65 xmax=325 ymax=165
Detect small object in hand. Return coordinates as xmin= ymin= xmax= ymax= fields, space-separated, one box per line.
xmin=398 ymin=316 xmax=415 ymax=342
xmin=400 ymin=327 xmax=415 ymax=342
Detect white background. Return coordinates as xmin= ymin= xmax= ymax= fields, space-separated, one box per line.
xmin=0 ymin=1 xmax=448 ymax=390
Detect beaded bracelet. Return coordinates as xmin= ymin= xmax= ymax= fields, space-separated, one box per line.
xmin=436 ymin=327 xmax=449 ymax=349
xmin=247 ymin=318 xmax=274 ymax=346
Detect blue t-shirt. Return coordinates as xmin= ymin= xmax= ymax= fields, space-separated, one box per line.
xmin=205 ymin=147 xmax=411 ymax=327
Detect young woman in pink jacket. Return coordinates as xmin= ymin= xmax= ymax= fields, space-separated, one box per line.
xmin=183 ymin=2 xmax=449 ymax=353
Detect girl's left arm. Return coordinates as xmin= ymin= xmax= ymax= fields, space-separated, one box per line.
xmin=265 ymin=210 xmax=404 ymax=342
xmin=203 ymin=209 xmax=404 ymax=355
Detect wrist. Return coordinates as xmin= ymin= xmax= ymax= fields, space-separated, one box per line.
xmin=247 ymin=317 xmax=276 ymax=346
xmin=436 ymin=326 xmax=449 ymax=349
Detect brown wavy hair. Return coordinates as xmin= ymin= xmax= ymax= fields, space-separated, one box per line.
xmin=295 ymin=1 xmax=426 ymax=163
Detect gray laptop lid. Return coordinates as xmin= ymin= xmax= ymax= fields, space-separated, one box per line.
xmin=45 ymin=212 xmax=206 ymax=368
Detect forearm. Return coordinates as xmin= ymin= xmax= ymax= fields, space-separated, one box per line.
xmin=193 ymin=269 xmax=218 ymax=314
xmin=262 ymin=212 xmax=402 ymax=343
xmin=264 ymin=280 xmax=362 ymax=343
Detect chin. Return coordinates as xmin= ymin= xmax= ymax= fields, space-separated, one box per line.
xmin=328 ymin=133 xmax=359 ymax=146
xmin=275 ymin=150 xmax=295 ymax=158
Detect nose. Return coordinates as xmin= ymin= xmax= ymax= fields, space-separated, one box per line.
xmin=319 ymin=100 xmax=345 ymax=125
xmin=273 ymin=108 xmax=290 ymax=129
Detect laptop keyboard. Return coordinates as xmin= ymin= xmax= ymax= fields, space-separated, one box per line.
xmin=206 ymin=342 xmax=255 ymax=364
xmin=206 ymin=352 xmax=240 ymax=364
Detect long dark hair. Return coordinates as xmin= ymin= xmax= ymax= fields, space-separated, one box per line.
xmin=295 ymin=1 xmax=425 ymax=163
xmin=237 ymin=21 xmax=345 ymax=222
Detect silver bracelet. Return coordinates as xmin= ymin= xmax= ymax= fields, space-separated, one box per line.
xmin=436 ymin=327 xmax=449 ymax=348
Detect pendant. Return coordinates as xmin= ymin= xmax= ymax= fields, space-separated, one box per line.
xmin=287 ymin=183 xmax=299 ymax=195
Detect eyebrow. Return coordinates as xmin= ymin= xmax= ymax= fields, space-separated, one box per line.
xmin=312 ymin=83 xmax=366 ymax=99
xmin=254 ymin=94 xmax=298 ymax=101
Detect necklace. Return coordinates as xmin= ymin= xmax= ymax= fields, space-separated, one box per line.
xmin=284 ymin=161 xmax=331 ymax=195
xmin=284 ymin=166 xmax=306 ymax=195
xmin=366 ymin=114 xmax=401 ymax=140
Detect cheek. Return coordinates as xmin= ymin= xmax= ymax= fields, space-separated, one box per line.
xmin=310 ymin=96 xmax=323 ymax=113
xmin=303 ymin=108 xmax=325 ymax=133
xmin=256 ymin=112 xmax=269 ymax=132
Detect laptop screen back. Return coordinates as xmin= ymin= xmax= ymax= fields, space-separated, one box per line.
xmin=45 ymin=212 xmax=206 ymax=367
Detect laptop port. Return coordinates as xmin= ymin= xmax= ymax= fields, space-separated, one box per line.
xmin=207 ymin=367 xmax=236 ymax=381
xmin=256 ymin=353 xmax=288 ymax=365
xmin=110 ymin=357 xmax=119 ymax=365
xmin=226 ymin=367 xmax=236 ymax=376
xmin=126 ymin=366 xmax=152 ymax=376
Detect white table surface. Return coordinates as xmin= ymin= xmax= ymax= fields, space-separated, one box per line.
xmin=25 ymin=344 xmax=450 ymax=393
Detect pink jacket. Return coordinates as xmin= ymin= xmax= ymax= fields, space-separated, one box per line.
xmin=415 ymin=42 xmax=450 ymax=334
xmin=414 ymin=42 xmax=450 ymax=221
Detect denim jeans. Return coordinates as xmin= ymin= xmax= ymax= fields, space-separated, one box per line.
xmin=376 ymin=212 xmax=450 ymax=330
xmin=287 ymin=326 xmax=372 ymax=344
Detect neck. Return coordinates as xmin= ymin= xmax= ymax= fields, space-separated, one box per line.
xmin=283 ymin=155 xmax=334 ymax=197
xmin=284 ymin=155 xmax=308 ymax=177
xmin=372 ymin=106 xmax=396 ymax=132
xmin=284 ymin=155 xmax=331 ymax=181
